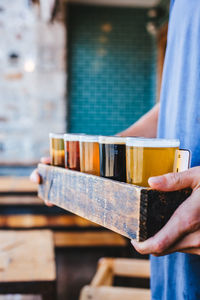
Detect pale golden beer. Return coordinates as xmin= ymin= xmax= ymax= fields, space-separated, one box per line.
xmin=80 ymin=135 xmax=100 ymax=176
xmin=126 ymin=138 xmax=180 ymax=187
xmin=49 ymin=133 xmax=65 ymax=167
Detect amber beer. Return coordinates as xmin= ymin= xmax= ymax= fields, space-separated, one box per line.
xmin=49 ymin=133 xmax=65 ymax=167
xmin=79 ymin=135 xmax=100 ymax=176
xmin=64 ymin=134 xmax=80 ymax=171
xmin=99 ymin=136 xmax=126 ymax=182
xmin=126 ymin=138 xmax=180 ymax=187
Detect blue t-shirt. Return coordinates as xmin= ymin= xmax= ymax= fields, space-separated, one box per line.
xmin=152 ymin=0 xmax=200 ymax=299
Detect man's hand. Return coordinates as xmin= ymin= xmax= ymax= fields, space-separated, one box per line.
xmin=30 ymin=157 xmax=53 ymax=207
xmin=132 ymin=167 xmax=200 ymax=256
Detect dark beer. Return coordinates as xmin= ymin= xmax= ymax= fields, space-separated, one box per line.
xmin=64 ymin=134 xmax=80 ymax=171
xmin=49 ymin=133 xmax=65 ymax=167
xmin=99 ymin=136 xmax=126 ymax=182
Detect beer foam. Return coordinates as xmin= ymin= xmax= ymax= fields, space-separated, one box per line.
xmin=49 ymin=133 xmax=64 ymax=139
xmin=126 ymin=138 xmax=180 ymax=148
xmin=99 ymin=136 xmax=126 ymax=144
xmin=79 ymin=135 xmax=99 ymax=143
xmin=64 ymin=134 xmax=83 ymax=142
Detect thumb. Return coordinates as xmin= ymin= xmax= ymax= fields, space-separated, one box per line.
xmin=148 ymin=170 xmax=194 ymax=191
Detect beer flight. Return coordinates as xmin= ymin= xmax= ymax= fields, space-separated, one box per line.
xmin=49 ymin=133 xmax=181 ymax=187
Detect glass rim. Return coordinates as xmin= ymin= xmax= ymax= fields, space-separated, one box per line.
xmin=79 ymin=135 xmax=99 ymax=143
xmin=126 ymin=138 xmax=180 ymax=148
xmin=99 ymin=136 xmax=126 ymax=144
xmin=49 ymin=133 xmax=64 ymax=139
xmin=64 ymin=133 xmax=82 ymax=141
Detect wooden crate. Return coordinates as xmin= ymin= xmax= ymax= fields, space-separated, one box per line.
xmin=79 ymin=258 xmax=150 ymax=300
xmin=38 ymin=164 xmax=191 ymax=242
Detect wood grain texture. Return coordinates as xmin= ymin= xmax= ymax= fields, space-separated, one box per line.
xmin=0 ymin=196 xmax=43 ymax=205
xmin=0 ymin=177 xmax=37 ymax=193
xmin=38 ymin=164 xmax=191 ymax=241
xmin=38 ymin=164 xmax=142 ymax=240
xmin=80 ymin=257 xmax=150 ymax=300
xmin=80 ymin=286 xmax=150 ymax=300
xmin=0 ymin=230 xmax=56 ymax=282
xmin=98 ymin=258 xmax=150 ymax=278
xmin=0 ymin=214 xmax=97 ymax=229
xmin=54 ymin=231 xmax=127 ymax=247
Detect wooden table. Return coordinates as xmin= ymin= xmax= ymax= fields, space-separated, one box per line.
xmin=0 ymin=230 xmax=56 ymax=300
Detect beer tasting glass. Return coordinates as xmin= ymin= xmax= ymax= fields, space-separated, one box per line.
xmin=49 ymin=133 xmax=65 ymax=167
xmin=99 ymin=136 xmax=126 ymax=182
xmin=64 ymin=134 xmax=80 ymax=171
xmin=79 ymin=135 xmax=100 ymax=176
xmin=126 ymin=138 xmax=180 ymax=187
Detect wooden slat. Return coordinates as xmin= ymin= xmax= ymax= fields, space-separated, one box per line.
xmin=54 ymin=231 xmax=126 ymax=247
xmin=91 ymin=262 xmax=113 ymax=287
xmin=80 ymin=286 xmax=150 ymax=300
xmin=0 ymin=215 xmax=98 ymax=228
xmin=0 ymin=177 xmax=37 ymax=193
xmin=113 ymin=258 xmax=150 ymax=278
xmin=0 ymin=230 xmax=56 ymax=282
xmin=90 ymin=258 xmax=149 ymax=289
xmin=100 ymin=258 xmax=150 ymax=278
xmin=0 ymin=196 xmax=43 ymax=205
xmin=38 ymin=164 xmax=191 ymax=241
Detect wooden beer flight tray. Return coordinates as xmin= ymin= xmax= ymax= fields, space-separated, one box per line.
xmin=38 ymin=164 xmax=191 ymax=242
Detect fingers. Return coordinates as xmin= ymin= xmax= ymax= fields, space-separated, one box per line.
xmin=30 ymin=169 xmax=41 ymax=184
xmin=149 ymin=230 xmax=200 ymax=256
xmin=164 ymin=230 xmax=200 ymax=255
xmin=148 ymin=167 xmax=200 ymax=191
xmin=30 ymin=157 xmax=54 ymax=207
xmin=181 ymin=248 xmax=200 ymax=255
xmin=40 ymin=157 xmax=51 ymax=164
xmin=30 ymin=157 xmax=50 ymax=184
xmin=44 ymin=200 xmax=54 ymax=207
xmin=148 ymin=170 xmax=194 ymax=191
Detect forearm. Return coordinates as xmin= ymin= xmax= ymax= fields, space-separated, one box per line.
xmin=119 ymin=103 xmax=160 ymax=137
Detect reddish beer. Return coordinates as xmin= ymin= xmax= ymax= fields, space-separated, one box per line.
xmin=64 ymin=134 xmax=80 ymax=171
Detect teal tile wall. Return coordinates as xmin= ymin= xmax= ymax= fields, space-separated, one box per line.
xmin=67 ymin=4 xmax=157 ymax=135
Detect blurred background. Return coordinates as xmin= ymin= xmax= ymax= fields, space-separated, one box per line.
xmin=0 ymin=0 xmax=170 ymax=299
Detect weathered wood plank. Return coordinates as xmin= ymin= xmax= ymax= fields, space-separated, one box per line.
xmin=80 ymin=286 xmax=151 ymax=300
xmin=98 ymin=258 xmax=150 ymax=278
xmin=38 ymin=164 xmax=142 ymax=240
xmin=114 ymin=258 xmax=150 ymax=278
xmin=0 ymin=196 xmax=43 ymax=205
xmin=54 ymin=231 xmax=127 ymax=247
xmin=0 ymin=177 xmax=37 ymax=193
xmin=0 ymin=230 xmax=55 ymax=282
xmin=38 ymin=164 xmax=191 ymax=241
xmin=0 ymin=214 xmax=97 ymax=229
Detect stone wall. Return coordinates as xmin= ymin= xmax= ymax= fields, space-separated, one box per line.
xmin=0 ymin=0 xmax=66 ymax=165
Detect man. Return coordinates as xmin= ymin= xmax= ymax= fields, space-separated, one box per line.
xmin=119 ymin=0 xmax=200 ymax=298
xmin=31 ymin=0 xmax=200 ymax=298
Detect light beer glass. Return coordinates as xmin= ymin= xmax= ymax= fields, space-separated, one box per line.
xmin=99 ymin=136 xmax=126 ymax=182
xmin=126 ymin=138 xmax=180 ymax=187
xmin=64 ymin=134 xmax=80 ymax=171
xmin=79 ymin=135 xmax=100 ymax=176
xmin=49 ymin=133 xmax=65 ymax=167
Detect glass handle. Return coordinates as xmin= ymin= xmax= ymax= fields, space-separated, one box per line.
xmin=173 ymin=149 xmax=191 ymax=173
